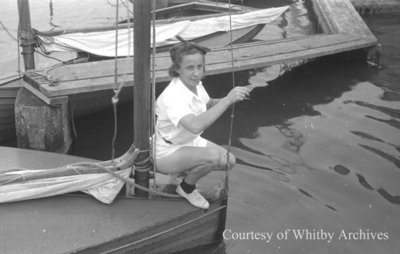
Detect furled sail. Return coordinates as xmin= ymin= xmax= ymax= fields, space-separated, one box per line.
xmin=0 ymin=167 xmax=131 ymax=204
xmin=0 ymin=145 xmax=138 ymax=204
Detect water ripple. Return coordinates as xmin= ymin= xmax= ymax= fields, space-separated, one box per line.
xmin=359 ymin=144 xmax=400 ymax=169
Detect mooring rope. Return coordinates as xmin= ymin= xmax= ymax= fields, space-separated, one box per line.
xmin=34 ymin=49 xmax=67 ymax=63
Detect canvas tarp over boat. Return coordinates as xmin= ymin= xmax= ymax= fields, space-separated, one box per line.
xmin=35 ymin=6 xmax=289 ymax=57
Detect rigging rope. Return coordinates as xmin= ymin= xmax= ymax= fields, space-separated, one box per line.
xmin=0 ymin=21 xmax=18 ymax=42
xmin=224 ymin=0 xmax=237 ymax=195
xmin=0 ymin=21 xmax=22 ymax=74
xmin=48 ymin=0 xmax=60 ymax=29
xmin=111 ymin=0 xmax=121 ymax=161
xmin=17 ymin=25 xmax=21 ymax=74
xmin=111 ymin=1 xmax=132 ymax=161
xmin=151 ymin=0 xmax=158 ymax=188
xmin=1 ymin=21 xmax=20 ymax=74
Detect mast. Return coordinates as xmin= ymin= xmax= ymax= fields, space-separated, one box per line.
xmin=133 ymin=0 xmax=152 ymax=197
xmin=17 ymin=0 xmax=36 ymax=70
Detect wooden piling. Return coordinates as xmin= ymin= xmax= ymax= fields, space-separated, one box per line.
xmin=15 ymin=87 xmax=71 ymax=153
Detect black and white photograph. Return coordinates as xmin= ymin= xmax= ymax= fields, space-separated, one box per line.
xmin=1 ymin=0 xmax=399 ymax=253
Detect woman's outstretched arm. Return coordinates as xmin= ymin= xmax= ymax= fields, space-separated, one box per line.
xmin=180 ymin=86 xmax=250 ymax=134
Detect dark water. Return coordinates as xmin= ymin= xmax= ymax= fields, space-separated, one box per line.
xmin=1 ymin=1 xmax=399 ymax=253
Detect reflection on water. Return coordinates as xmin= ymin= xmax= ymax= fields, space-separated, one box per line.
xmin=197 ymin=12 xmax=399 ymax=251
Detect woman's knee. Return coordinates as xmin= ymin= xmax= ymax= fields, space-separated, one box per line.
xmin=204 ymin=148 xmax=221 ymax=168
xmin=206 ymin=149 xmax=236 ymax=170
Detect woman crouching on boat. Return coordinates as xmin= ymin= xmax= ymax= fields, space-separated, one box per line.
xmin=154 ymin=40 xmax=250 ymax=209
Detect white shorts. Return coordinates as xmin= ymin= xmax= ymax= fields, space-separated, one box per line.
xmin=153 ymin=135 xmax=208 ymax=159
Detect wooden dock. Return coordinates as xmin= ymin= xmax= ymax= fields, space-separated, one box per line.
xmin=24 ymin=0 xmax=377 ymax=98
xmin=19 ymin=0 xmax=378 ymax=152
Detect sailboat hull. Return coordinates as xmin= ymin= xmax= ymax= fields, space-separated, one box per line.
xmin=79 ymin=198 xmax=227 ymax=254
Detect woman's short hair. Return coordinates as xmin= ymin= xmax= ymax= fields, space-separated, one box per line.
xmin=168 ymin=40 xmax=210 ymax=77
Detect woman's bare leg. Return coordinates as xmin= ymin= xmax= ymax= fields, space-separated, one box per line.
xmin=155 ymin=142 xmax=236 ymax=184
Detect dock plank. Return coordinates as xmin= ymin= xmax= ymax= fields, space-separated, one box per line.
xmin=28 ymin=33 xmax=375 ymax=98
xmin=315 ymin=0 xmax=374 ymax=35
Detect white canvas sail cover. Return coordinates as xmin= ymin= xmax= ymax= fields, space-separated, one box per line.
xmin=35 ymin=6 xmax=289 ymax=57
xmin=0 ymin=168 xmax=131 ymax=204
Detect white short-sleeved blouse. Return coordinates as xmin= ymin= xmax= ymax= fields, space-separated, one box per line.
xmin=154 ymin=78 xmax=210 ymax=158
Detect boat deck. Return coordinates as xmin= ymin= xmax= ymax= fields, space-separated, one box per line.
xmin=0 ymin=146 xmax=227 ymax=254
xmin=22 ymin=0 xmax=377 ymax=101
xmin=1 ymin=195 xmax=223 ymax=254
